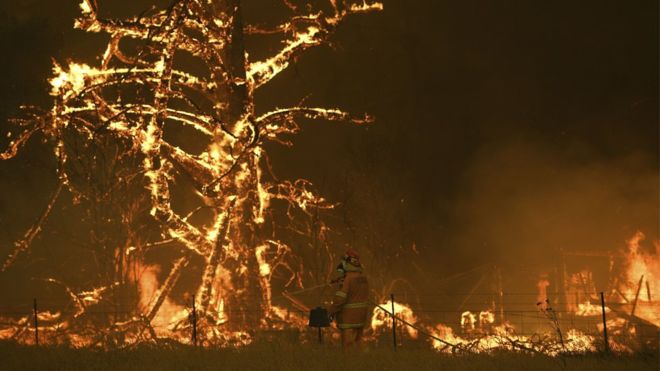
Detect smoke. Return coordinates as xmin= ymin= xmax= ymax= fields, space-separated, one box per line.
xmin=447 ymin=135 xmax=658 ymax=279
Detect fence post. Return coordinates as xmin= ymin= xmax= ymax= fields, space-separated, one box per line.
xmin=600 ymin=292 xmax=609 ymax=353
xmin=391 ymin=293 xmax=397 ymax=351
xmin=191 ymin=298 xmax=197 ymax=346
xmin=631 ymin=275 xmax=644 ymax=317
xmin=33 ymin=298 xmax=39 ymax=346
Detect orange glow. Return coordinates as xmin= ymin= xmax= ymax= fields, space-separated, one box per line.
xmin=1 ymin=0 xmax=657 ymax=356
xmin=371 ymin=300 xmax=418 ymax=338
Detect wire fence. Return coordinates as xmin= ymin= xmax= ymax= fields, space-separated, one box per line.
xmin=0 ymin=291 xmax=657 ymax=350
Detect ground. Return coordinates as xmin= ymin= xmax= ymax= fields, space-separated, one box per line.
xmin=1 ymin=340 xmax=657 ymax=371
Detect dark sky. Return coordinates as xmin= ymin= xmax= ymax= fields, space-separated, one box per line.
xmin=0 ymin=0 xmax=658 ymax=299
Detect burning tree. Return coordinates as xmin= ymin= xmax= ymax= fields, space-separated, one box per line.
xmin=1 ymin=0 xmax=381 ymax=345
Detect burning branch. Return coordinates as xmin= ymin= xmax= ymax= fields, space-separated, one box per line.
xmin=1 ymin=0 xmax=382 ymax=346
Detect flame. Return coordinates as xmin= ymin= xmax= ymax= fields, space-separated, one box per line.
xmin=564 ymin=329 xmax=598 ymax=352
xmin=536 ymin=276 xmax=550 ymax=309
xmin=138 ymin=265 xmax=188 ymax=336
xmin=138 ymin=265 xmax=160 ymax=312
xmin=460 ymin=311 xmax=476 ymax=332
xmin=576 ymin=301 xmax=609 ymax=316
xmin=371 ymin=300 xmax=418 ymax=338
xmin=79 ymin=0 xmax=92 ymax=14
xmin=479 ymin=310 xmax=494 ymax=327
xmin=621 ymin=231 xmax=659 ymax=304
xmin=270 ymin=305 xmax=308 ymax=329
xmin=369 ymin=300 xmax=605 ymax=355
xmin=349 ymin=2 xmax=384 ymax=12
xmin=256 ymin=245 xmax=271 ymax=277
xmin=49 ymin=62 xmax=96 ymax=98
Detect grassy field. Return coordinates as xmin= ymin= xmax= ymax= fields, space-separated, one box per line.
xmin=1 ymin=340 xmax=657 ymax=371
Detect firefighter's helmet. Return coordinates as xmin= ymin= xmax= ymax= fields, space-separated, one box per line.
xmin=343 ymin=248 xmax=360 ymax=266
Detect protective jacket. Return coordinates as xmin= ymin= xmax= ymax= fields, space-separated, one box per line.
xmin=328 ymin=262 xmax=369 ymax=329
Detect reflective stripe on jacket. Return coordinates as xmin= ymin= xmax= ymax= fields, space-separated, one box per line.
xmin=328 ymin=270 xmax=369 ymax=329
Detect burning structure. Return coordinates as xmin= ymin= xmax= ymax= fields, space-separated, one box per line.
xmin=364 ymin=231 xmax=659 ymax=354
xmin=556 ymin=231 xmax=659 ymax=348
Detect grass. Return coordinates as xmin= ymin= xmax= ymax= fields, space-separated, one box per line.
xmin=1 ymin=340 xmax=657 ymax=371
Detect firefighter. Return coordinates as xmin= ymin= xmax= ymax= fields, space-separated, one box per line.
xmin=327 ymin=249 xmax=369 ymax=348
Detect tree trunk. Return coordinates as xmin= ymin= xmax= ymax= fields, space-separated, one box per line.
xmin=212 ymin=0 xmax=249 ymax=128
